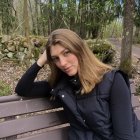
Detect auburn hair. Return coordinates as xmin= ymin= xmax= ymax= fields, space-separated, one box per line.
xmin=46 ymin=29 xmax=112 ymax=94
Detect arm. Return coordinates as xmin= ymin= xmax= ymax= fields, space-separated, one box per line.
xmin=15 ymin=51 xmax=51 ymax=97
xmin=110 ymin=72 xmax=134 ymax=139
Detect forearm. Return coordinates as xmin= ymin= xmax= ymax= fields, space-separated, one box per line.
xmin=15 ymin=62 xmax=51 ymax=97
xmin=110 ymin=73 xmax=134 ymax=139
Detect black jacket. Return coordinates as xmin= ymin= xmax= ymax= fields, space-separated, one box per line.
xmin=15 ymin=63 xmax=140 ymax=140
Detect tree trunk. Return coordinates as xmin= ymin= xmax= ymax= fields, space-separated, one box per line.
xmin=23 ymin=0 xmax=30 ymax=37
xmin=23 ymin=0 xmax=33 ymax=67
xmin=29 ymin=0 xmax=36 ymax=35
xmin=69 ymin=0 xmax=76 ymax=31
xmin=48 ymin=0 xmax=52 ymax=34
xmin=134 ymin=26 xmax=140 ymax=37
xmin=120 ymin=0 xmax=134 ymax=76
xmin=79 ymin=0 xmax=86 ymax=38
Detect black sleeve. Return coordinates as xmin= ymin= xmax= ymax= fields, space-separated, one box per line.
xmin=15 ymin=62 xmax=51 ymax=97
xmin=110 ymin=72 xmax=135 ymax=139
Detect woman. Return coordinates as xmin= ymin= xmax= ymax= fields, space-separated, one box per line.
xmin=15 ymin=29 xmax=140 ymax=140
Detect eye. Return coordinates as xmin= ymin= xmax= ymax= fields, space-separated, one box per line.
xmin=63 ymin=50 xmax=71 ymax=56
xmin=52 ymin=57 xmax=59 ymax=63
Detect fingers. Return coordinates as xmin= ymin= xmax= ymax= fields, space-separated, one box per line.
xmin=37 ymin=50 xmax=47 ymax=67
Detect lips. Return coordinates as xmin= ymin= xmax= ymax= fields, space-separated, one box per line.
xmin=64 ymin=66 xmax=72 ymax=72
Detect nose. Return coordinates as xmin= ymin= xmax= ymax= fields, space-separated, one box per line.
xmin=59 ymin=57 xmax=67 ymax=67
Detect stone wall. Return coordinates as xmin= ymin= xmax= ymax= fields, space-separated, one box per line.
xmin=0 ymin=35 xmax=47 ymax=64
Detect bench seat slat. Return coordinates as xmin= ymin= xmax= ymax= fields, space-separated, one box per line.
xmin=132 ymin=95 xmax=140 ymax=108
xmin=0 ymin=98 xmax=60 ymax=118
xmin=134 ymin=110 xmax=140 ymax=120
xmin=0 ymin=95 xmax=22 ymax=103
xmin=130 ymin=83 xmax=136 ymax=94
xmin=17 ymin=127 xmax=69 ymax=140
xmin=0 ymin=111 xmax=68 ymax=138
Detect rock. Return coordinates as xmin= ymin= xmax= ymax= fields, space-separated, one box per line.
xmin=30 ymin=59 xmax=36 ymax=64
xmin=15 ymin=52 xmax=25 ymax=61
xmin=23 ymin=42 xmax=29 ymax=48
xmin=1 ymin=35 xmax=11 ymax=43
xmin=24 ymin=48 xmax=28 ymax=54
xmin=7 ymin=44 xmax=16 ymax=52
xmin=19 ymin=47 xmax=24 ymax=52
xmin=137 ymin=71 xmax=140 ymax=74
xmin=6 ymin=52 xmax=14 ymax=58
xmin=3 ymin=49 xmax=9 ymax=53
xmin=0 ymin=51 xmax=5 ymax=59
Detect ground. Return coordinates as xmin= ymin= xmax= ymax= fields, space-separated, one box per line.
xmin=0 ymin=38 xmax=140 ymax=96
xmin=0 ymin=60 xmax=49 ymax=95
xmin=109 ymin=38 xmax=140 ymax=96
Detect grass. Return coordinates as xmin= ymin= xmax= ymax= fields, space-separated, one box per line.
xmin=103 ymin=19 xmax=123 ymax=38
xmin=0 ymin=80 xmax=11 ymax=96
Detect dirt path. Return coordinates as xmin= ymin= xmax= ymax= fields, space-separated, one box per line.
xmin=108 ymin=38 xmax=140 ymax=60
xmin=108 ymin=38 xmax=140 ymax=108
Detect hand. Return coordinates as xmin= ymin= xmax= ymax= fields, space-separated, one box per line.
xmin=37 ymin=50 xmax=47 ymax=67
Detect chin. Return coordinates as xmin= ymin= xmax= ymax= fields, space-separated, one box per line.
xmin=67 ymin=74 xmax=75 ymax=76
xmin=66 ymin=71 xmax=77 ymax=76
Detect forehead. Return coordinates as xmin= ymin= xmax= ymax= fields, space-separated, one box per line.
xmin=50 ymin=44 xmax=67 ymax=56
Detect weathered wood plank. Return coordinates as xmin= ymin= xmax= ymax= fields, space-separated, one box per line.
xmin=0 ymin=98 xmax=61 ymax=118
xmin=0 ymin=111 xmax=68 ymax=138
xmin=134 ymin=109 xmax=140 ymax=120
xmin=0 ymin=95 xmax=22 ymax=103
xmin=132 ymin=95 xmax=140 ymax=108
xmin=130 ymin=82 xmax=136 ymax=94
xmin=17 ymin=127 xmax=69 ymax=140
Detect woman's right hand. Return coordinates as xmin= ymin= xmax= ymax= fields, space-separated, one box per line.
xmin=37 ymin=50 xmax=48 ymax=67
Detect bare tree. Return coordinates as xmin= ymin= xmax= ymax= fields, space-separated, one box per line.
xmin=120 ymin=0 xmax=135 ymax=75
xmin=23 ymin=0 xmax=30 ymax=37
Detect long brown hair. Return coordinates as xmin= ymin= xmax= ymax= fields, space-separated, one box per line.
xmin=46 ymin=29 xmax=112 ymax=94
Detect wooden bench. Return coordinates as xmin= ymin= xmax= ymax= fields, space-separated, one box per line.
xmin=0 ymin=82 xmax=140 ymax=140
xmin=0 ymin=95 xmax=69 ymax=140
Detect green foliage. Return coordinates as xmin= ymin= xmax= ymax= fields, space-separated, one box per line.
xmin=103 ymin=19 xmax=123 ymax=38
xmin=133 ymin=36 xmax=140 ymax=44
xmin=134 ymin=0 xmax=140 ymax=27
xmin=0 ymin=0 xmax=16 ymax=34
xmin=0 ymin=0 xmax=122 ymax=38
xmin=86 ymin=39 xmax=115 ymax=63
xmin=136 ymin=85 xmax=140 ymax=95
xmin=0 ymin=80 xmax=11 ymax=96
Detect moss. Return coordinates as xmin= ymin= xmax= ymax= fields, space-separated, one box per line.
xmin=0 ymin=80 xmax=11 ymax=96
xmin=120 ymin=59 xmax=132 ymax=76
xmin=86 ymin=39 xmax=115 ymax=63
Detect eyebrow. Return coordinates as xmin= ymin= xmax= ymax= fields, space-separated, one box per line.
xmin=51 ymin=48 xmax=68 ymax=58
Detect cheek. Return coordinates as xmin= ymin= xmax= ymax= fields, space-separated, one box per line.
xmin=73 ymin=56 xmax=79 ymax=64
xmin=54 ymin=62 xmax=61 ymax=68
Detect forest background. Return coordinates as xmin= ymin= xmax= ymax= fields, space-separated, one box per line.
xmin=0 ymin=0 xmax=140 ymax=96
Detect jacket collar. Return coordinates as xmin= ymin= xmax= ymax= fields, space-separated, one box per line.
xmin=50 ymin=74 xmax=82 ymax=96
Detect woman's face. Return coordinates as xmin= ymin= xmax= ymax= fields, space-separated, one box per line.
xmin=50 ymin=44 xmax=79 ymax=76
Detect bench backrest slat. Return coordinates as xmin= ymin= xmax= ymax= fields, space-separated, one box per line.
xmin=0 ymin=95 xmax=69 ymax=139
xmin=0 ymin=95 xmax=22 ymax=103
xmin=17 ymin=127 xmax=69 ymax=140
xmin=0 ymin=98 xmax=60 ymax=118
xmin=0 ymin=110 xmax=68 ymax=138
xmin=1 ymin=95 xmax=137 ymax=119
